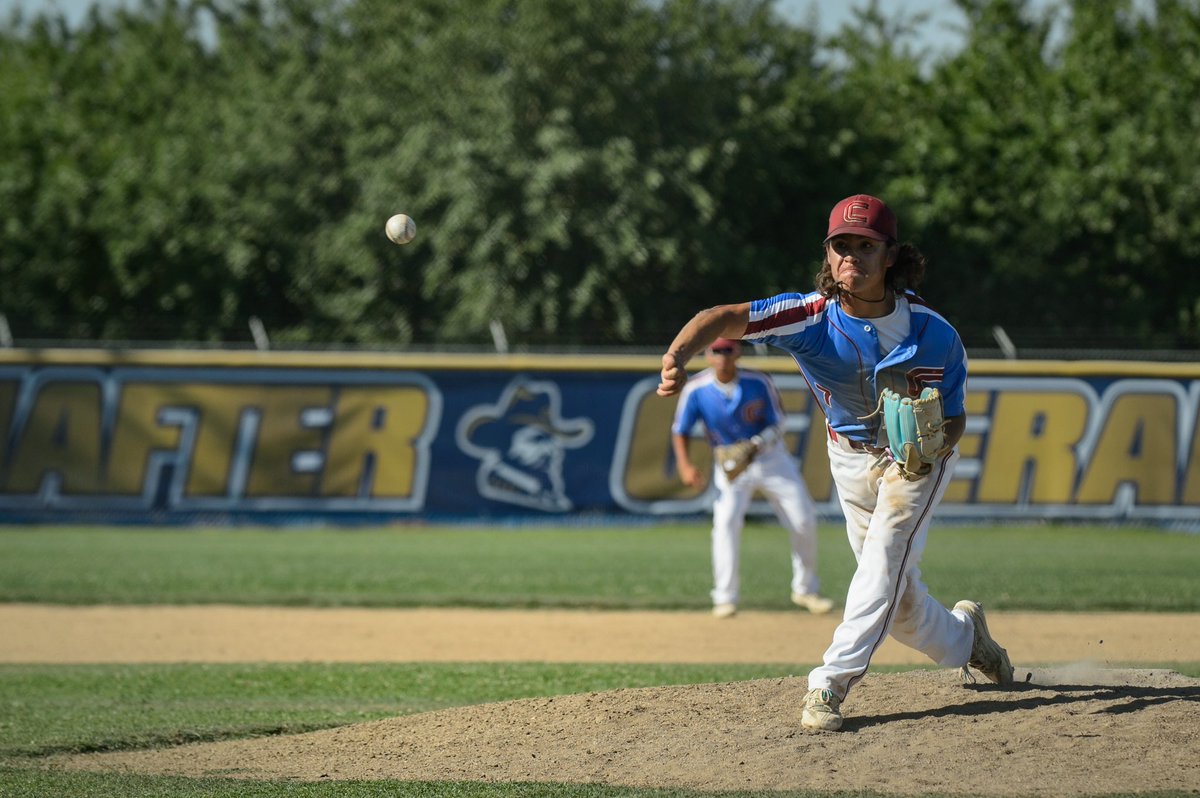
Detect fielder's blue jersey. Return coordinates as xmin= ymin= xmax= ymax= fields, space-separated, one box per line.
xmin=743 ymin=291 xmax=967 ymax=445
xmin=672 ymin=369 xmax=783 ymax=447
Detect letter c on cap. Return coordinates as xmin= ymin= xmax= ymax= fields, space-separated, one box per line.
xmin=843 ymin=200 xmax=870 ymax=224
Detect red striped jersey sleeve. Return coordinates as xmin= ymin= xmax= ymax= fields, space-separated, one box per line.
xmin=744 ymin=293 xmax=827 ymax=339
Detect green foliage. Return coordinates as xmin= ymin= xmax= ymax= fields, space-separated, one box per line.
xmin=883 ymin=0 xmax=1200 ymax=347
xmin=1 ymin=0 xmax=1198 ymax=348
xmin=333 ymin=0 xmax=831 ymax=344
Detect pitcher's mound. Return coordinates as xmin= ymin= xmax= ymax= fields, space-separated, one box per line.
xmin=61 ymin=667 xmax=1200 ymax=795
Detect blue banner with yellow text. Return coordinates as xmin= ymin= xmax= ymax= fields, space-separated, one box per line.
xmin=1 ymin=350 xmax=1198 ymax=525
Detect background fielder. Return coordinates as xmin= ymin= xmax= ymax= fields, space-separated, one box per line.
xmin=657 ymin=193 xmax=1013 ymax=731
xmin=671 ymin=338 xmax=833 ymax=618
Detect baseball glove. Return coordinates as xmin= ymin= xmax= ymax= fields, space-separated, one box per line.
xmin=880 ymin=387 xmax=950 ymax=480
xmin=714 ymin=439 xmax=758 ymax=481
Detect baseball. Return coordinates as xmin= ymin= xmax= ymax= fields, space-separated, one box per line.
xmin=385 ymin=213 xmax=417 ymax=245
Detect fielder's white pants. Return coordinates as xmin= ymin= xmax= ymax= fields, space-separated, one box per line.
xmin=710 ymin=443 xmax=820 ymax=605
xmin=809 ymin=437 xmax=974 ymax=699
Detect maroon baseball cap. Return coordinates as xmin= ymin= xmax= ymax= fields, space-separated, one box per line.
xmin=824 ymin=194 xmax=898 ymax=243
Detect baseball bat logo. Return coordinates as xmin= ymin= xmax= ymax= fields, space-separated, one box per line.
xmin=457 ymin=378 xmax=594 ymax=512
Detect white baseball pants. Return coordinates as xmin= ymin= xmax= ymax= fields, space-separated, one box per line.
xmin=809 ymin=436 xmax=973 ymax=699
xmin=710 ymin=443 xmax=820 ymax=605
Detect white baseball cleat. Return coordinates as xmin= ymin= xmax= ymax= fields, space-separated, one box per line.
xmin=712 ymin=603 xmax=737 ymax=619
xmin=791 ymin=592 xmax=836 ymax=614
xmin=801 ymin=688 xmax=843 ymax=731
xmin=954 ymin=600 xmax=1015 ymax=686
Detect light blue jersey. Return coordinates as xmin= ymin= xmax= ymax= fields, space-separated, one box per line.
xmin=743 ymin=291 xmax=967 ymax=445
xmin=672 ymin=368 xmax=784 ymax=447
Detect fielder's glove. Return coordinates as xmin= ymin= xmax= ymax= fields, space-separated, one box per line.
xmin=879 ymin=387 xmax=950 ymax=480
xmin=714 ymin=439 xmax=759 ymax=481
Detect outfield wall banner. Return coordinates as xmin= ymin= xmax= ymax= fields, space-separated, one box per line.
xmin=2 ymin=350 xmax=1199 ymax=525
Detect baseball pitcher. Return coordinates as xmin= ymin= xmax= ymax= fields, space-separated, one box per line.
xmin=658 ymin=194 xmax=1014 ymax=731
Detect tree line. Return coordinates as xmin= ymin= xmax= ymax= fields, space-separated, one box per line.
xmin=1 ymin=0 xmax=1197 ymax=352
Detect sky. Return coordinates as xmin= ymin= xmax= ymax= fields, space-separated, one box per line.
xmin=2 ymin=0 xmax=977 ymax=55
xmin=784 ymin=0 xmax=971 ymax=52
xmin=5 ymin=0 xmax=1130 ymax=63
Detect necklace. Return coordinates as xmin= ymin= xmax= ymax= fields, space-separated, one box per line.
xmin=837 ymin=282 xmax=890 ymax=304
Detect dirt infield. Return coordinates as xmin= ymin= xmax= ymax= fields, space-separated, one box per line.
xmin=10 ymin=605 xmax=1199 ymax=795
xmin=60 ymin=668 xmax=1200 ymax=795
xmin=4 ymin=604 xmax=1199 ymax=664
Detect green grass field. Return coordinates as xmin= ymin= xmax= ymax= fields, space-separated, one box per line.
xmin=1 ymin=522 xmax=1198 ymax=798
xmin=2 ymin=523 xmax=1198 ymax=611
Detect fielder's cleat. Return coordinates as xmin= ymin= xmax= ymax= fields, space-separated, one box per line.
xmin=801 ymin=688 xmax=843 ymax=731
xmin=954 ymin=600 xmax=1014 ymax=686
xmin=712 ymin=603 xmax=738 ymax=619
xmin=791 ymin=592 xmax=836 ymax=614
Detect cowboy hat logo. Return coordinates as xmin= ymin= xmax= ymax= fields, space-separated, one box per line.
xmin=457 ymin=379 xmax=594 ymax=512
